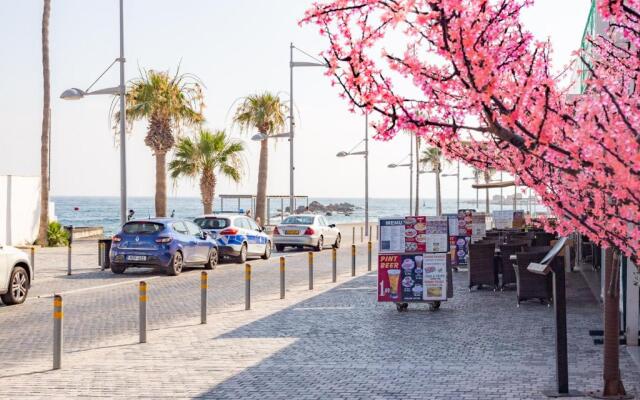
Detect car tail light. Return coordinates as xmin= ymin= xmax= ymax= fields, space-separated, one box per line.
xmin=220 ymin=228 xmax=239 ymax=235
xmin=304 ymin=227 xmax=315 ymax=235
xmin=273 ymin=226 xmax=280 ymax=235
xmin=155 ymin=237 xmax=172 ymax=244
xmin=112 ymin=235 xmax=122 ymax=243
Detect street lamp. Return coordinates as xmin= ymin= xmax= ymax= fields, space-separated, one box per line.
xmin=60 ymin=0 xmax=127 ymax=224
xmin=336 ymin=115 xmax=370 ymax=236
xmin=289 ymin=43 xmax=329 ymax=216
xmin=441 ymin=161 xmax=461 ymax=211
xmin=463 ymin=175 xmax=479 ymax=209
xmin=388 ymin=157 xmax=413 ymax=215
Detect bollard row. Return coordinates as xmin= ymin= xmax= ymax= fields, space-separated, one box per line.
xmin=51 ymin=241 xmax=373 ymax=369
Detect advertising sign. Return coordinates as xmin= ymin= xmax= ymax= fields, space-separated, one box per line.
xmin=379 ymin=218 xmax=406 ymax=253
xmin=493 ymin=210 xmax=514 ymax=229
xmin=377 ymin=254 xmax=402 ymax=302
xmin=422 ymin=253 xmax=448 ymax=300
xmin=471 ymin=213 xmax=486 ymax=240
xmin=451 ymin=236 xmax=471 ymax=265
xmin=399 ymin=254 xmax=425 ymax=301
xmin=425 ymin=216 xmax=449 ymax=253
xmin=404 ymin=216 xmax=426 ymax=253
xmin=513 ymin=210 xmax=525 ymax=228
xmin=458 ymin=209 xmax=474 ymax=237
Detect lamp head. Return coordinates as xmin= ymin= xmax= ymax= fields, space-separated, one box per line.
xmin=251 ymin=133 xmax=267 ymax=141
xmin=387 ymin=163 xmax=397 ymax=168
xmin=336 ymin=151 xmax=349 ymax=157
xmin=60 ymin=88 xmax=86 ymax=100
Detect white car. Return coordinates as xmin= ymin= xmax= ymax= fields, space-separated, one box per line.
xmin=0 ymin=245 xmax=32 ymax=305
xmin=272 ymin=214 xmax=341 ymax=252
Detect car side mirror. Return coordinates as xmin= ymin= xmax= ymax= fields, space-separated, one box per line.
xmin=201 ymin=232 xmax=208 ymax=239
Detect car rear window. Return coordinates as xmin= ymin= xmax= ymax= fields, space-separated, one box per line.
xmin=195 ymin=217 xmax=230 ymax=230
xmin=123 ymin=222 xmax=164 ymax=234
xmin=282 ymin=216 xmax=315 ymax=225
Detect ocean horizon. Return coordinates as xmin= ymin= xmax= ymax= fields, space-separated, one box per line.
xmin=52 ymin=196 xmax=544 ymax=236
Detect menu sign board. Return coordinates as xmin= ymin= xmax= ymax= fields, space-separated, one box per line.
xmin=379 ymin=218 xmax=405 ymax=253
xmin=425 ymin=216 xmax=449 ymax=253
xmin=445 ymin=214 xmax=459 ymax=236
xmin=471 ymin=213 xmax=486 ymax=240
xmin=493 ymin=210 xmax=514 ymax=229
xmin=378 ymin=254 xmax=402 ymax=302
xmin=513 ymin=210 xmax=525 ymax=228
xmin=422 ymin=253 xmax=448 ymax=300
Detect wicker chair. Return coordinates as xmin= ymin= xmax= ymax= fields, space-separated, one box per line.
xmin=468 ymin=242 xmax=497 ymax=290
xmin=499 ymin=243 xmax=526 ymax=289
xmin=513 ymin=250 xmax=553 ymax=306
xmin=533 ymin=232 xmax=556 ymax=247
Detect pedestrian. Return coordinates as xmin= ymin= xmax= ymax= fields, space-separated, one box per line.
xmin=127 ymin=209 xmax=135 ymax=221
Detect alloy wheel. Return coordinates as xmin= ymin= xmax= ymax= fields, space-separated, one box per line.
xmin=174 ymin=252 xmax=183 ymax=273
xmin=11 ymin=270 xmax=28 ymax=302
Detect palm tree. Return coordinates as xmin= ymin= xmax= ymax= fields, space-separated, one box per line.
xmin=233 ymin=92 xmax=287 ymax=223
xmin=37 ymin=0 xmax=51 ymax=245
xmin=421 ymin=147 xmax=445 ymax=216
xmin=124 ymin=68 xmax=204 ymax=217
xmin=169 ymin=129 xmax=245 ymax=214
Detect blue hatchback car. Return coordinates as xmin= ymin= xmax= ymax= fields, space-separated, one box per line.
xmin=109 ymin=218 xmax=219 ymax=276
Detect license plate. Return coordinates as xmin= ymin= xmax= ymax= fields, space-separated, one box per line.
xmin=127 ymin=255 xmax=147 ymax=261
xmin=285 ymin=230 xmax=299 ymax=235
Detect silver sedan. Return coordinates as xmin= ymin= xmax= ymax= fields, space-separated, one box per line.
xmin=272 ymin=214 xmax=341 ymax=252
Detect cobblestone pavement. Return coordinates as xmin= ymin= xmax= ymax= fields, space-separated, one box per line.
xmin=0 ymin=237 xmax=375 ymax=375
xmin=1 ymin=251 xmax=638 ymax=399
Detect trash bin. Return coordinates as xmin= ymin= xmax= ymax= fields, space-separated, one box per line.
xmin=98 ymin=239 xmax=112 ymax=270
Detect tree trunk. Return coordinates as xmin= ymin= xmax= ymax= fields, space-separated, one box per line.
xmin=255 ymin=138 xmax=268 ymax=224
xmin=37 ymin=0 xmax=51 ymax=246
xmin=436 ymin=171 xmax=442 ymax=216
xmin=601 ymin=247 xmax=627 ymax=397
xmin=200 ymin=168 xmax=216 ymax=215
xmin=155 ymin=152 xmax=167 ymax=217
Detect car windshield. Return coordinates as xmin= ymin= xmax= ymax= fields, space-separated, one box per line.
xmin=282 ymin=216 xmax=315 ymax=225
xmin=194 ymin=217 xmax=230 ymax=230
xmin=122 ymin=222 xmax=164 ymax=234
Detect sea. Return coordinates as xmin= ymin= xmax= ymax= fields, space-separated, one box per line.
xmin=53 ymin=196 xmax=545 ymax=236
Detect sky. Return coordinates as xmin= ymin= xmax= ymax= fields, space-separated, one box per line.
xmin=0 ymin=0 xmax=591 ymax=200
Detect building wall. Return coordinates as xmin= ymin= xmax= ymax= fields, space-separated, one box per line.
xmin=0 ymin=175 xmax=40 ymax=246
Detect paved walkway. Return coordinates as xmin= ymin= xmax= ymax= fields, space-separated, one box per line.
xmin=1 ymin=256 xmax=638 ymax=398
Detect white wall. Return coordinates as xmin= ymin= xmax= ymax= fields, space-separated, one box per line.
xmin=0 ymin=175 xmax=40 ymax=245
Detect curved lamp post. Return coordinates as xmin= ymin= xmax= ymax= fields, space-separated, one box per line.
xmin=336 ymin=114 xmax=370 ymax=236
xmin=60 ymin=0 xmax=127 ymax=224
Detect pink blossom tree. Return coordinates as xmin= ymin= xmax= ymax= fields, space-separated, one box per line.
xmin=303 ymin=0 xmax=639 ymax=396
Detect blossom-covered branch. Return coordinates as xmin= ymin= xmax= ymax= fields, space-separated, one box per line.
xmin=303 ymin=0 xmax=640 ymax=260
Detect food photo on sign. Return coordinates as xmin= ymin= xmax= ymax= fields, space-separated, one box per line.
xmin=400 ymin=254 xmax=425 ymax=301
xmin=404 ymin=216 xmax=427 ymax=253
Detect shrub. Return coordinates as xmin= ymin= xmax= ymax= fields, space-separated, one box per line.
xmin=47 ymin=221 xmax=69 ymax=247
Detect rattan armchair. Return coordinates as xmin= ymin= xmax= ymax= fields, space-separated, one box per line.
xmin=468 ymin=242 xmax=498 ymax=290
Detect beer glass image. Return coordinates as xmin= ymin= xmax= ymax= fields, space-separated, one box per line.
xmin=387 ymin=270 xmax=401 ymax=300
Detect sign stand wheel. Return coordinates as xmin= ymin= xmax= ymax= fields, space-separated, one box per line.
xmin=395 ymin=303 xmax=409 ymax=312
xmin=429 ymin=301 xmax=441 ymax=311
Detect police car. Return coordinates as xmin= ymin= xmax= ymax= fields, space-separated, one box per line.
xmin=194 ymin=213 xmax=271 ymax=263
